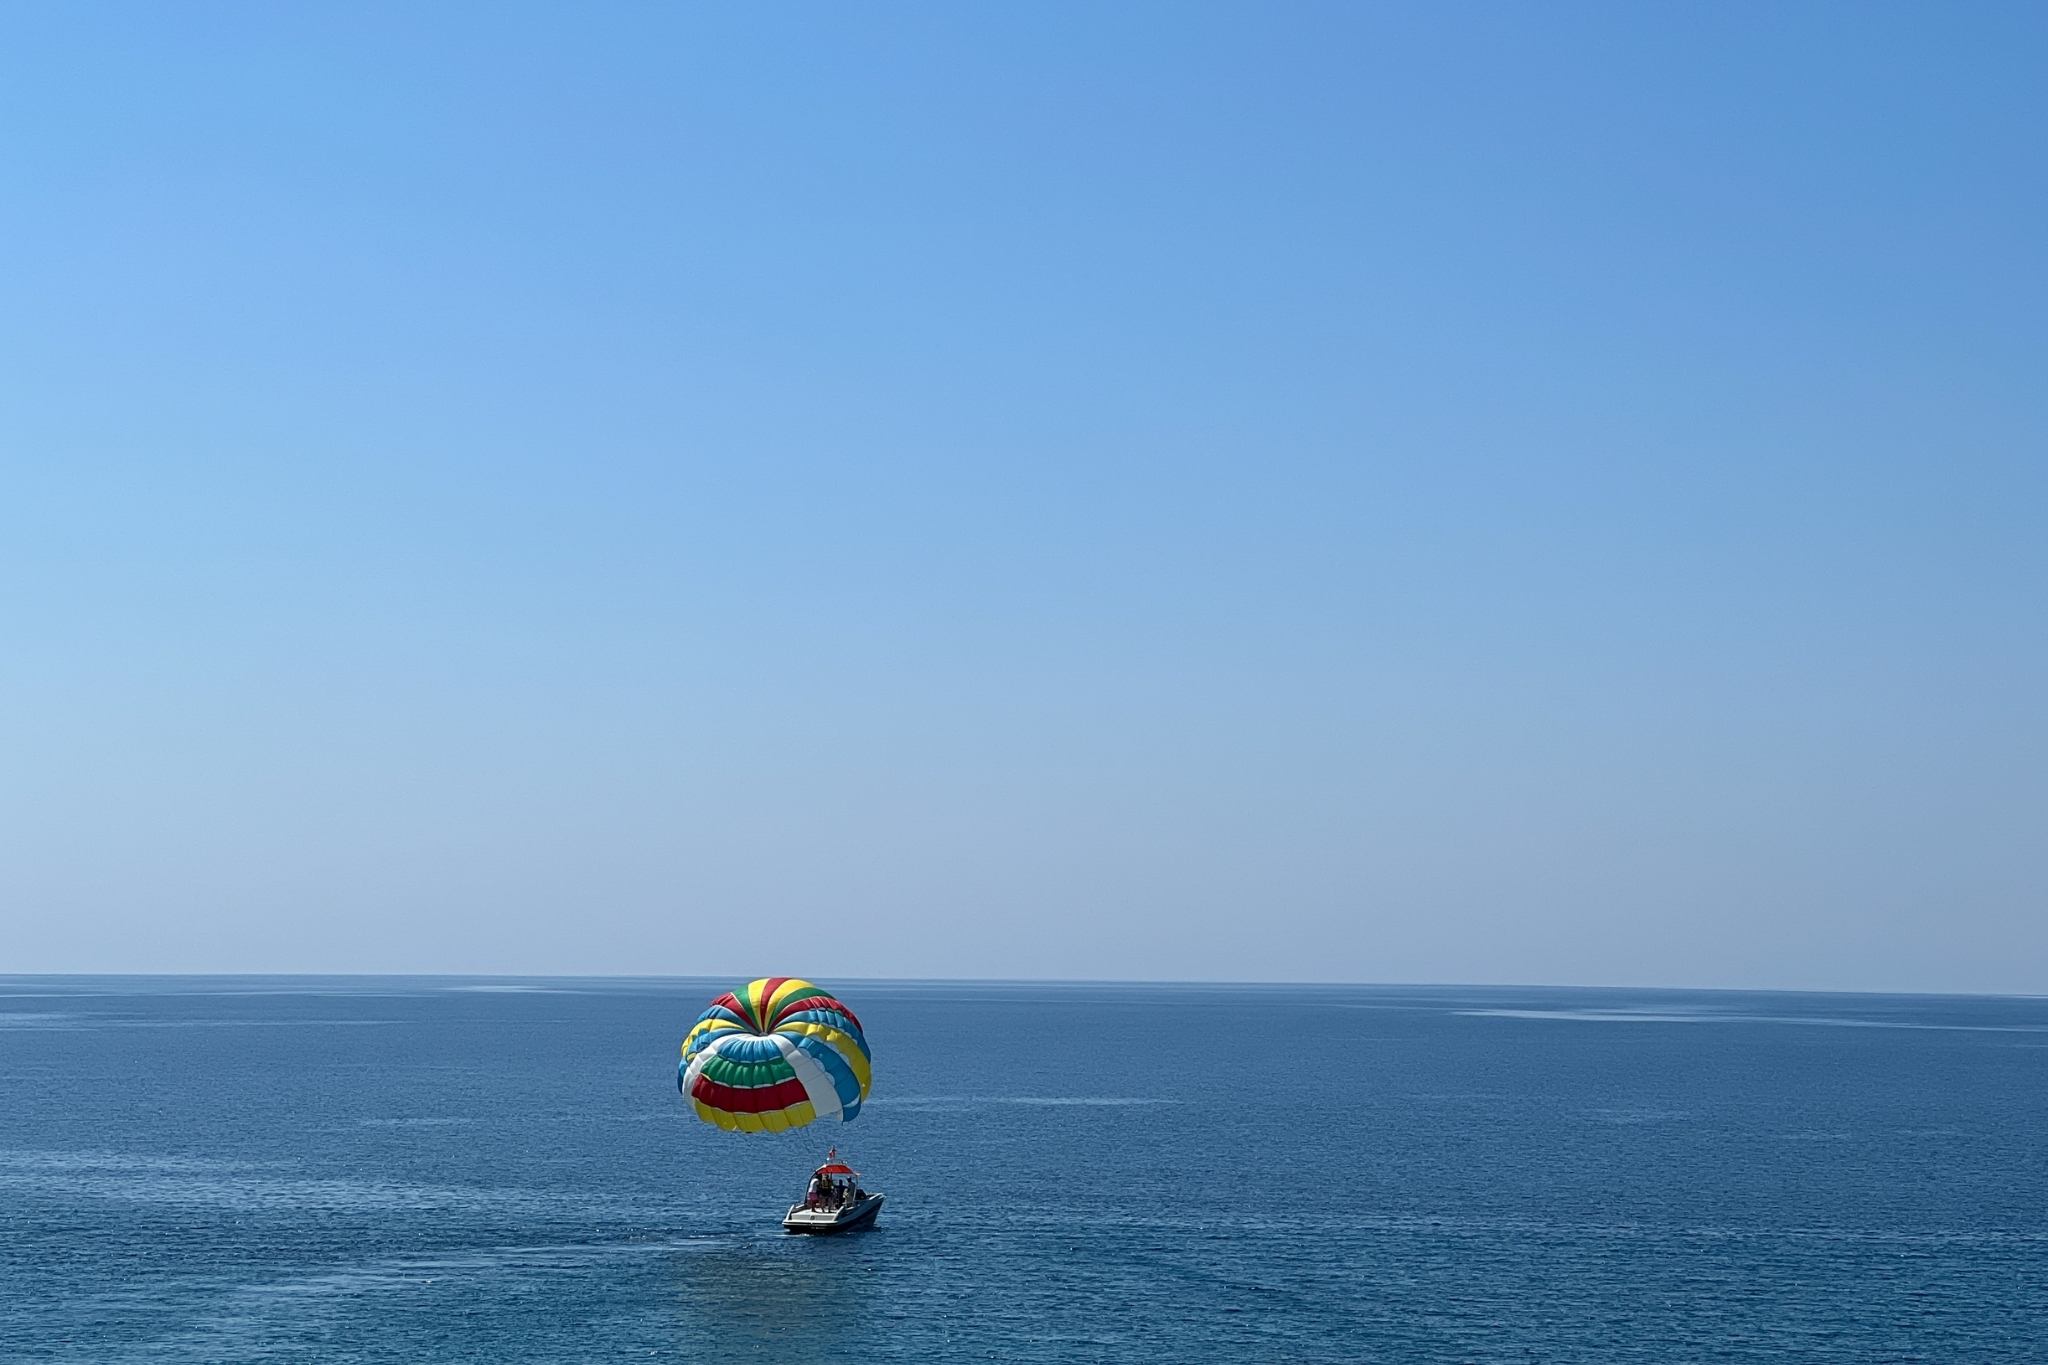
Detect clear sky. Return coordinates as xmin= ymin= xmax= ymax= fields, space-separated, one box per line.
xmin=2 ymin=3 xmax=2042 ymax=989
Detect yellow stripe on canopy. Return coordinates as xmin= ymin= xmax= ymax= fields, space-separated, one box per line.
xmin=780 ymin=1020 xmax=872 ymax=1096
xmin=680 ymin=1016 xmax=743 ymax=1058
xmin=765 ymin=977 xmax=820 ymax=1023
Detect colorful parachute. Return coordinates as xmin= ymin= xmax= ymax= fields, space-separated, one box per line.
xmin=678 ymin=978 xmax=871 ymax=1132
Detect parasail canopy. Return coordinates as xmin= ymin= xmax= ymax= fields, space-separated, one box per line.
xmin=678 ymin=978 xmax=871 ymax=1133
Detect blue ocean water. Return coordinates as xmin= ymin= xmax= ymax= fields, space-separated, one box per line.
xmin=2 ymin=979 xmax=2045 ymax=1362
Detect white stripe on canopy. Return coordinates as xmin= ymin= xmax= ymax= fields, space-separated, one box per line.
xmin=773 ymin=1033 xmax=845 ymax=1123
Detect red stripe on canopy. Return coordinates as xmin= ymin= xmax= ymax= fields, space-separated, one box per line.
xmin=691 ymin=1074 xmax=810 ymax=1114
xmin=773 ymin=993 xmax=863 ymax=1033
xmin=755 ymin=977 xmax=790 ymax=1030
xmin=708 ymin=991 xmax=752 ymax=1032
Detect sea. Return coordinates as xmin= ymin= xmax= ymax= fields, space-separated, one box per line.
xmin=2 ymin=978 xmax=2044 ymax=1363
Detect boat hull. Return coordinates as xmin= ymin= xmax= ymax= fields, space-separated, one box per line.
xmin=783 ymin=1193 xmax=884 ymax=1234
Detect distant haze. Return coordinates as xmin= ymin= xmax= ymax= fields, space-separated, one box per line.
xmin=1 ymin=4 xmax=2042 ymax=990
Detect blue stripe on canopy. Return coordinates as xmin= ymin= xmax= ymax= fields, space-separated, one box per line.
xmin=782 ymin=1007 xmax=869 ymax=1054
xmin=794 ymin=1034 xmax=864 ymax=1117
xmin=714 ymin=1035 xmax=785 ymax=1064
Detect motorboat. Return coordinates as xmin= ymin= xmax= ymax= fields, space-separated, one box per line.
xmin=784 ymin=1151 xmax=883 ymax=1234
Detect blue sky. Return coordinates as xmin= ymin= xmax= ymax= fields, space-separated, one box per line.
xmin=2 ymin=3 xmax=2042 ymax=987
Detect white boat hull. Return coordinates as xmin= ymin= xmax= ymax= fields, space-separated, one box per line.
xmin=783 ymin=1193 xmax=884 ymax=1234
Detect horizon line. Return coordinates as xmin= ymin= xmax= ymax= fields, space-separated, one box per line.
xmin=0 ymin=971 xmax=2041 ymax=1001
